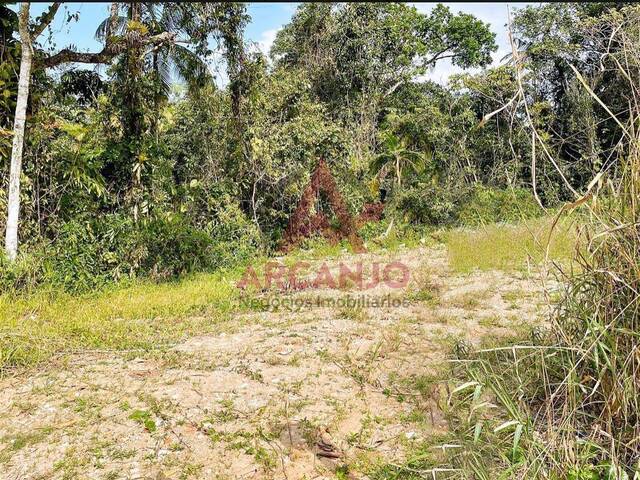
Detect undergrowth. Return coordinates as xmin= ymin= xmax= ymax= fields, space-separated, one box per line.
xmin=436 ymin=8 xmax=640 ymax=479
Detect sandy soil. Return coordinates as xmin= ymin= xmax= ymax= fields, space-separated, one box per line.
xmin=0 ymin=245 xmax=555 ymax=480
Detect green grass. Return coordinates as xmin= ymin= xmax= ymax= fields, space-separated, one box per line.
xmin=0 ymin=229 xmax=427 ymax=375
xmin=0 ymin=427 xmax=54 ymax=464
xmin=0 ymin=216 xmax=570 ymax=375
xmin=444 ymin=215 xmax=576 ymax=273
xmin=287 ymin=221 xmax=435 ymax=262
xmin=0 ymin=267 xmax=246 ymax=373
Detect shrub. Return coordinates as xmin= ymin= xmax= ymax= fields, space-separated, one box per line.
xmin=397 ymin=184 xmax=543 ymax=227
xmin=458 ymin=185 xmax=542 ymax=226
xmin=397 ymin=183 xmax=466 ymax=226
xmin=0 ymin=209 xmax=261 ymax=294
xmin=137 ymin=216 xmax=217 ymax=280
xmin=41 ymin=214 xmax=139 ymax=291
xmin=0 ymin=248 xmax=49 ymax=293
xmin=204 ymin=202 xmax=262 ymax=269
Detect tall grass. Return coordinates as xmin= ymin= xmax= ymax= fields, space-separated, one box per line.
xmin=445 ymin=215 xmax=576 ymax=273
xmin=445 ymin=7 xmax=640 ymax=479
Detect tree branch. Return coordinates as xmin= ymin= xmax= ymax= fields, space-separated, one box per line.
xmin=39 ymin=31 xmax=178 ymax=69
xmin=31 ymin=2 xmax=61 ymax=39
xmin=424 ymin=48 xmax=450 ymax=66
xmin=384 ymin=80 xmax=404 ymax=97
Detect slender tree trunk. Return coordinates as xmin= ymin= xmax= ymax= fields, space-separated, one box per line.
xmin=105 ymin=2 xmax=119 ymax=40
xmin=5 ymin=3 xmax=32 ymax=261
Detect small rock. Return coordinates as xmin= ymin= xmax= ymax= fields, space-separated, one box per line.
xmin=201 ymin=422 xmax=214 ymax=433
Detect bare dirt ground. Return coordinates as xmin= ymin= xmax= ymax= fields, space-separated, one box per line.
xmin=0 ymin=245 xmax=555 ymax=480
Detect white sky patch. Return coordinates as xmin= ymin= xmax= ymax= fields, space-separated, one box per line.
xmin=257 ymin=28 xmax=280 ymax=56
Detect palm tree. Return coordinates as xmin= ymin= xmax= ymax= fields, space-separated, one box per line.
xmin=94 ymin=3 xmax=212 ymax=99
xmin=370 ymin=132 xmax=430 ymax=190
xmin=94 ymin=3 xmax=218 ymax=219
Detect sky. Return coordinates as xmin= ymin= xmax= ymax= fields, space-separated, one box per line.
xmin=27 ymin=2 xmax=537 ymax=85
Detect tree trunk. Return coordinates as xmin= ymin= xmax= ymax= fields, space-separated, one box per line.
xmin=5 ymin=3 xmax=32 ymax=261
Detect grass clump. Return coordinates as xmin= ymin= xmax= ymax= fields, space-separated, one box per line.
xmin=457 ymin=186 xmax=542 ymax=226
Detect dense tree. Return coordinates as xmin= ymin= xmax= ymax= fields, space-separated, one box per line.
xmin=272 ymin=3 xmax=497 ymax=169
xmin=2 ymin=1 xmax=634 ymax=290
xmin=273 ymin=3 xmax=497 ymax=106
xmin=3 ymin=2 xmax=249 ymax=257
xmin=511 ymin=2 xmax=632 ymax=197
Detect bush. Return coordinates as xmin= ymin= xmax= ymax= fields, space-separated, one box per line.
xmin=0 ymin=209 xmax=261 ymax=294
xmin=458 ymin=185 xmax=542 ymax=226
xmin=140 ymin=208 xmax=261 ymax=279
xmin=137 ymin=217 xmax=217 ymax=280
xmin=43 ymin=214 xmax=140 ymax=291
xmin=397 ymin=184 xmax=543 ymax=227
xmin=205 ymin=202 xmax=262 ymax=268
xmin=0 ymin=248 xmax=49 ymax=293
xmin=397 ymin=183 xmax=467 ymax=226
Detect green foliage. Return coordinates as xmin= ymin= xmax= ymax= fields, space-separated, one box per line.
xmin=1 ymin=1 xmax=512 ymax=294
xmin=55 ymin=70 xmax=106 ymax=106
xmin=371 ymin=132 xmax=428 ymax=189
xmin=273 ymin=3 xmax=496 ymax=106
xmin=397 ymin=182 xmax=465 ymax=226
xmin=0 ymin=4 xmax=19 ymax=147
xmin=44 ymin=215 xmax=138 ymax=291
xmin=420 ymin=4 xmax=497 ymax=68
xmin=0 ymin=248 xmax=48 ymax=293
xmin=0 ymin=1 xmax=622 ymax=302
xmin=457 ymin=186 xmax=542 ymax=226
xmin=128 ymin=410 xmax=157 ymax=433
xmin=397 ymin=184 xmax=542 ymax=227
xmin=443 ymin=8 xmax=640 ymax=479
xmin=0 ymin=210 xmax=259 ymax=293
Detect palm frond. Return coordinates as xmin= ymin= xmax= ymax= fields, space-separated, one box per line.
xmin=94 ymin=15 xmax=128 ymax=43
xmin=154 ymin=50 xmax=173 ymax=97
xmin=144 ymin=2 xmax=162 ymax=24
xmin=169 ymin=44 xmax=213 ymax=91
xmin=370 ymin=153 xmax=391 ymax=175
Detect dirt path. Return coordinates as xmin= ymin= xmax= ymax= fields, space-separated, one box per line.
xmin=0 ymin=245 xmax=554 ymax=479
